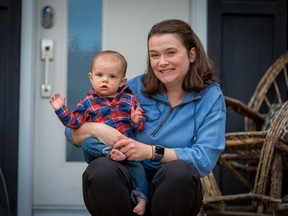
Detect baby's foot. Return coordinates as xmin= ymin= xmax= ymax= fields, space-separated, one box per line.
xmin=110 ymin=149 xmax=126 ymax=161
xmin=133 ymin=197 xmax=146 ymax=216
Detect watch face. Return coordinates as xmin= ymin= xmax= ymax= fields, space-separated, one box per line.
xmin=155 ymin=145 xmax=164 ymax=155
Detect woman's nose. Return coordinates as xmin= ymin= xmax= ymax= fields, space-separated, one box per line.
xmin=159 ymin=56 xmax=168 ymax=66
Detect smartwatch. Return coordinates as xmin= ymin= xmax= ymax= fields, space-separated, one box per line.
xmin=153 ymin=145 xmax=165 ymax=162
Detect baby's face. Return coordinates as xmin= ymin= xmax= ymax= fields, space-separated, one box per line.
xmin=89 ymin=57 xmax=126 ymax=97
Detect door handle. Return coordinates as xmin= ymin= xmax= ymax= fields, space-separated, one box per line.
xmin=41 ymin=39 xmax=54 ymax=98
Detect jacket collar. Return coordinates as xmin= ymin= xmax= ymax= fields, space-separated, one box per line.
xmin=151 ymin=90 xmax=202 ymax=105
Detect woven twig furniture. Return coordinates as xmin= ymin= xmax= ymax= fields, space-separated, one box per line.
xmin=200 ymin=51 xmax=288 ymax=216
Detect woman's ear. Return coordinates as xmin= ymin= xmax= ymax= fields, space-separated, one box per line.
xmin=189 ymin=47 xmax=196 ymax=63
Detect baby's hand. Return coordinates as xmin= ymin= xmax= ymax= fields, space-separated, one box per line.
xmin=131 ymin=106 xmax=144 ymax=125
xmin=49 ymin=93 xmax=66 ymax=111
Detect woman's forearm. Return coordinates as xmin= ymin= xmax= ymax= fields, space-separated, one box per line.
xmin=72 ymin=122 xmax=99 ymax=146
xmin=160 ymin=147 xmax=179 ymax=163
xmin=72 ymin=122 xmax=126 ymax=146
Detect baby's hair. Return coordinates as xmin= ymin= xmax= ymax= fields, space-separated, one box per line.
xmin=91 ymin=50 xmax=127 ymax=76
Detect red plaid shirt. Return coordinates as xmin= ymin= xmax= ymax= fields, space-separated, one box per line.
xmin=55 ymin=86 xmax=145 ymax=138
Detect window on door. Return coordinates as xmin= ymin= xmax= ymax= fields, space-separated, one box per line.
xmin=66 ymin=0 xmax=102 ymax=161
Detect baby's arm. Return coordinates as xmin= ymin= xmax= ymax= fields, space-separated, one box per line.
xmin=50 ymin=93 xmax=86 ymax=129
xmin=50 ymin=93 xmax=66 ymax=111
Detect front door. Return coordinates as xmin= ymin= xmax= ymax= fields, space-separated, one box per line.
xmin=33 ymin=0 xmax=194 ymax=214
xmin=34 ymin=1 xmax=88 ymax=213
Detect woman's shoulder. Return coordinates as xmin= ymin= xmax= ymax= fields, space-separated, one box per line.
xmin=203 ymin=81 xmax=223 ymax=97
xmin=127 ymin=74 xmax=143 ymax=86
xmin=127 ymin=74 xmax=144 ymax=93
xmin=126 ymin=74 xmax=158 ymax=106
xmin=201 ymin=82 xmax=226 ymax=111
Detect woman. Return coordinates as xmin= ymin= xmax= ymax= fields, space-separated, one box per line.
xmin=68 ymin=19 xmax=226 ymax=216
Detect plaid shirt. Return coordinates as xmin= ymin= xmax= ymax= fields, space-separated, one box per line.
xmin=55 ymin=85 xmax=145 ymax=138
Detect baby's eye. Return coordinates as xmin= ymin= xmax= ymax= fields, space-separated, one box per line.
xmin=110 ymin=75 xmax=116 ymax=78
xmin=96 ymin=73 xmax=103 ymax=77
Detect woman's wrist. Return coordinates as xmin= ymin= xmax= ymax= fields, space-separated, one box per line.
xmin=150 ymin=145 xmax=165 ymax=162
xmin=150 ymin=146 xmax=179 ymax=163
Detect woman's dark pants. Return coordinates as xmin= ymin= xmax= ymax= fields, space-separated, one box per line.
xmin=82 ymin=157 xmax=203 ymax=216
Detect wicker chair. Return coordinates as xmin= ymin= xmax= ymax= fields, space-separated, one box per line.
xmin=200 ymin=51 xmax=288 ymax=216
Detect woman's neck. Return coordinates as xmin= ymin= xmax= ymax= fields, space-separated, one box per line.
xmin=166 ymin=87 xmax=186 ymax=108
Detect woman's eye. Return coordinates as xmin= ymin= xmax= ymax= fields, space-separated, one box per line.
xmin=167 ymin=51 xmax=175 ymax=56
xmin=150 ymin=53 xmax=159 ymax=58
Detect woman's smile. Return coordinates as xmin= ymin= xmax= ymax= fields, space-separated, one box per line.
xmin=159 ymin=68 xmax=174 ymax=73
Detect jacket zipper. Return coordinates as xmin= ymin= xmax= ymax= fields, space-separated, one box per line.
xmin=151 ymin=95 xmax=201 ymax=137
xmin=152 ymin=107 xmax=174 ymax=136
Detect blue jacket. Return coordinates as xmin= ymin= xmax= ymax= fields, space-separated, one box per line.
xmin=127 ymin=75 xmax=226 ymax=177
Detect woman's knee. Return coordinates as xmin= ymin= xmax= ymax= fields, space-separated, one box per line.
xmin=82 ymin=157 xmax=133 ymax=215
xmin=150 ymin=160 xmax=203 ymax=216
xmin=156 ymin=160 xmax=200 ymax=184
xmin=83 ymin=157 xmax=132 ymax=186
xmin=151 ymin=160 xmax=203 ymax=203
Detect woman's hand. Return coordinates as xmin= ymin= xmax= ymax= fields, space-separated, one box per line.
xmin=113 ymin=138 xmax=153 ymax=161
xmin=114 ymin=138 xmax=179 ymax=162
xmin=72 ymin=122 xmax=126 ymax=146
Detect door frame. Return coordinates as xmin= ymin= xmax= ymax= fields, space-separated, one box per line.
xmin=18 ymin=1 xmax=35 ymax=215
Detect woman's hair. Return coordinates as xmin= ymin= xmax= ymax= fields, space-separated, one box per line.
xmin=91 ymin=50 xmax=127 ymax=76
xmin=142 ymin=19 xmax=217 ymax=95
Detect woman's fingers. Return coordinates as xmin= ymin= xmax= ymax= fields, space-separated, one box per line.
xmin=114 ymin=138 xmax=129 ymax=149
xmin=114 ymin=138 xmax=149 ymax=161
xmin=114 ymin=139 xmax=135 ymax=159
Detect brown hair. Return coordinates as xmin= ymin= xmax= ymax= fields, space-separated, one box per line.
xmin=91 ymin=50 xmax=127 ymax=76
xmin=142 ymin=19 xmax=217 ymax=95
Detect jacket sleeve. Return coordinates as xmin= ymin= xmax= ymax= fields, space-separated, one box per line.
xmin=174 ymin=94 xmax=226 ymax=177
xmin=55 ymin=100 xmax=87 ymax=129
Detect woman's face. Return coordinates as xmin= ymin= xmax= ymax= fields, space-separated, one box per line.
xmin=148 ymin=33 xmax=195 ymax=89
